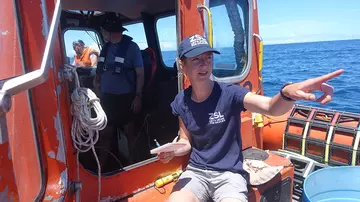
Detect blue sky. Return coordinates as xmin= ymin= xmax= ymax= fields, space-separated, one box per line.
xmin=64 ymin=0 xmax=360 ymax=56
xmin=259 ymin=0 xmax=360 ymax=44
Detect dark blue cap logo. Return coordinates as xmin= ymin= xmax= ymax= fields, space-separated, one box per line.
xmin=178 ymin=34 xmax=220 ymax=58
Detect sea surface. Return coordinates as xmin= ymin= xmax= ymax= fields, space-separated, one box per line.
xmin=162 ymin=39 xmax=360 ymax=114
xmin=261 ymin=39 xmax=360 ymax=114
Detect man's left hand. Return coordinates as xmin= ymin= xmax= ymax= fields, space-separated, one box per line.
xmin=131 ymin=96 xmax=142 ymax=114
xmin=282 ymin=69 xmax=344 ymax=105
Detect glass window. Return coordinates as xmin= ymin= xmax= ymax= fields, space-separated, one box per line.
xmin=210 ymin=0 xmax=249 ymax=78
xmin=123 ymin=22 xmax=149 ymax=50
xmin=63 ymin=29 xmax=101 ymax=65
xmin=156 ymin=15 xmax=177 ymax=68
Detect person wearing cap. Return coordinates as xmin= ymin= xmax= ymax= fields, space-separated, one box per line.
xmin=94 ymin=12 xmax=144 ymax=168
xmin=158 ymin=34 xmax=343 ymax=202
xmin=72 ymin=39 xmax=99 ymax=67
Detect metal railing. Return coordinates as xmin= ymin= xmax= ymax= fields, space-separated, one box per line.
xmin=0 ymin=0 xmax=62 ymax=116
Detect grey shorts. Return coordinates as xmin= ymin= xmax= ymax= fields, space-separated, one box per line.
xmin=173 ymin=165 xmax=248 ymax=202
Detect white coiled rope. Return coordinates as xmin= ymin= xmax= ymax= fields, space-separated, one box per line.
xmin=64 ymin=64 xmax=106 ymax=202
xmin=71 ymin=87 xmax=107 ymax=152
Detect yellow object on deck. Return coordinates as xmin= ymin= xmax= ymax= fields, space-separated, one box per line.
xmin=154 ymin=170 xmax=183 ymax=188
xmin=253 ymin=113 xmax=264 ymax=128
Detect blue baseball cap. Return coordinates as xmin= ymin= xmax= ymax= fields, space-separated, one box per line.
xmin=178 ymin=34 xmax=220 ymax=58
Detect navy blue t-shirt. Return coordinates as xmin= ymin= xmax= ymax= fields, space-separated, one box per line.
xmin=100 ymin=41 xmax=143 ymax=94
xmin=170 ymin=81 xmax=250 ymax=173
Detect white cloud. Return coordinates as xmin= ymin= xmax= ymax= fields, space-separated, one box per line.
xmin=136 ymin=42 xmax=148 ymax=50
xmin=160 ymin=42 xmax=176 ymax=51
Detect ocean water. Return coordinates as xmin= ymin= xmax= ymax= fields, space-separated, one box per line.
xmin=162 ymin=39 xmax=360 ymax=114
xmin=262 ymin=39 xmax=360 ymax=114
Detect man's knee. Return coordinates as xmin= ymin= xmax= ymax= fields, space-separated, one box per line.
xmin=168 ymin=190 xmax=200 ymax=202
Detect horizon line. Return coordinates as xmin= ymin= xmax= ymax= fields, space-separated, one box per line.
xmin=66 ymin=38 xmax=360 ymax=56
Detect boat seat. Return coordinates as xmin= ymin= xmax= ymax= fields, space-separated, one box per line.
xmin=141 ymin=47 xmax=157 ymax=92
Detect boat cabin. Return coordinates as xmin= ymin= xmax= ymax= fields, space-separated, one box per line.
xmin=62 ymin=0 xmax=251 ymax=174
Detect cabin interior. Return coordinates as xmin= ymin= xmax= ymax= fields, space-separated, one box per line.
xmin=61 ymin=0 xmax=249 ymax=175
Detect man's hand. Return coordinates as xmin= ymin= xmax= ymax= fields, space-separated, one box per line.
xmin=282 ymin=69 xmax=344 ymax=105
xmin=131 ymin=96 xmax=142 ymax=114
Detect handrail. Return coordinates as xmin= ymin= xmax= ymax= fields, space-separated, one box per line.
xmin=253 ymin=33 xmax=263 ymax=74
xmin=0 ymin=0 xmax=62 ymax=115
xmin=253 ymin=33 xmax=263 ymax=94
xmin=197 ymin=4 xmax=213 ymax=47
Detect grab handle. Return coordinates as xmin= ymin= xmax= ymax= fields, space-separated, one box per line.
xmin=253 ymin=34 xmax=263 ymax=73
xmin=0 ymin=0 xmax=62 ymax=115
xmin=197 ymin=4 xmax=213 ymax=47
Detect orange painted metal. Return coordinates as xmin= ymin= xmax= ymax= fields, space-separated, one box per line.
xmin=4 ymin=0 xmax=75 ymax=201
xmin=238 ymin=1 xmax=264 ymax=150
xmin=0 ymin=0 xmax=42 ymax=201
xmin=79 ymin=156 xmax=189 ymax=201
xmin=263 ymin=112 xmax=291 ymax=150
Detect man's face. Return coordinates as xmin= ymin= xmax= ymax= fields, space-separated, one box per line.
xmin=100 ymin=28 xmax=110 ymax=42
xmin=74 ymin=44 xmax=84 ymax=56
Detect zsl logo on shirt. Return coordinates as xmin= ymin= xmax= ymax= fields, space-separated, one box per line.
xmin=209 ymin=111 xmax=225 ymax=124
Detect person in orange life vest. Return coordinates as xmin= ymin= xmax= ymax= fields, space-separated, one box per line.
xmin=158 ymin=34 xmax=344 ymax=202
xmin=72 ymin=39 xmax=99 ymax=67
xmin=93 ymin=12 xmax=144 ymax=168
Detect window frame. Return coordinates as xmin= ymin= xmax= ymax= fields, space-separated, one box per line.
xmin=206 ymin=0 xmax=253 ymax=83
xmin=61 ymin=27 xmax=103 ymax=64
xmin=154 ymin=13 xmax=178 ymax=69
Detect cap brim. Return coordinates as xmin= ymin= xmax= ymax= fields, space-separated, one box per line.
xmin=102 ymin=26 xmax=127 ymax=33
xmin=183 ymin=46 xmax=220 ymax=58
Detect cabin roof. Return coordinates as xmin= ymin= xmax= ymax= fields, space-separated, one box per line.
xmin=62 ymin=0 xmax=175 ymax=20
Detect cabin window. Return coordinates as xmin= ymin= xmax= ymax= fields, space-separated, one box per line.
xmin=123 ymin=22 xmax=149 ymax=50
xmin=210 ymin=0 xmax=249 ymax=79
xmin=156 ymin=15 xmax=177 ymax=68
xmin=63 ymin=29 xmax=102 ymax=65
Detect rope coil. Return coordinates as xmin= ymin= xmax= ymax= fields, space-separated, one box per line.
xmin=64 ymin=64 xmax=106 ymax=202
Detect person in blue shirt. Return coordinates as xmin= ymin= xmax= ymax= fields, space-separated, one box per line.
xmin=158 ymin=34 xmax=343 ymax=202
xmin=94 ymin=12 xmax=144 ymax=167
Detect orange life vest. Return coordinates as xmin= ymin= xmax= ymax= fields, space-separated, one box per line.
xmin=74 ymin=47 xmax=99 ymax=67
